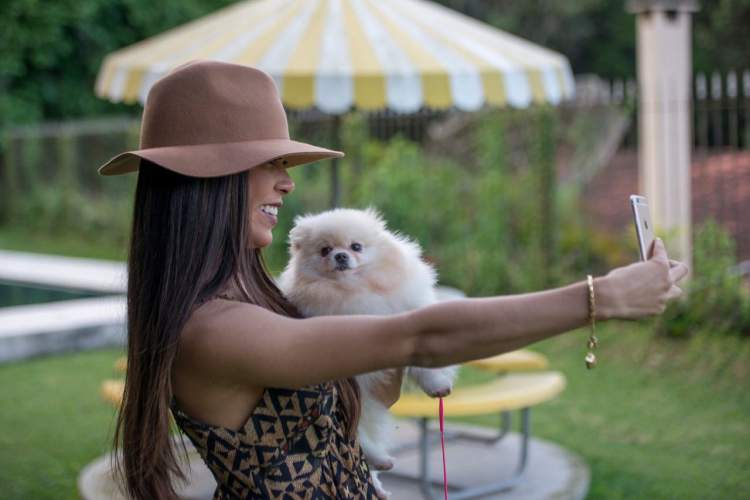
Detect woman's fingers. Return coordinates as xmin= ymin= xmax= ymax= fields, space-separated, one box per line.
xmin=668 ymin=261 xmax=690 ymax=283
xmin=656 ymin=257 xmax=686 ymax=308
xmin=649 ymin=237 xmax=669 ymax=262
xmin=665 ymin=284 xmax=683 ymax=302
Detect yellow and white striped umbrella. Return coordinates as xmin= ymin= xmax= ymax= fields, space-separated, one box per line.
xmin=96 ymin=0 xmax=575 ymax=113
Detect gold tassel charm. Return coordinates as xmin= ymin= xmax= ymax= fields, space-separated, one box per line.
xmin=585 ymin=275 xmax=598 ymax=370
xmin=585 ymin=351 xmax=597 ymax=369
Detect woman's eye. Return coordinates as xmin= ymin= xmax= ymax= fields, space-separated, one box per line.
xmin=351 ymin=243 xmax=362 ymax=252
xmin=321 ymin=246 xmax=332 ymax=257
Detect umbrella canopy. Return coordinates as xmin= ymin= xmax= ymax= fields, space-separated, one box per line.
xmin=96 ymin=0 xmax=574 ymax=113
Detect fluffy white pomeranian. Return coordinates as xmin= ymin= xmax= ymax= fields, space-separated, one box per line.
xmin=277 ymin=206 xmax=459 ymax=498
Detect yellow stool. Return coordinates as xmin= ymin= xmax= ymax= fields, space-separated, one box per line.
xmin=113 ymin=356 xmax=127 ymax=374
xmin=467 ymin=349 xmax=549 ymax=373
xmin=388 ymin=371 xmax=566 ymax=500
xmin=100 ymin=379 xmax=124 ymax=407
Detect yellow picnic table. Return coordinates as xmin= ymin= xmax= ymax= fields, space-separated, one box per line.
xmin=387 ymin=350 xmax=565 ymax=500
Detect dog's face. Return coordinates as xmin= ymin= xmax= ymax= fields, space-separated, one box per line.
xmin=287 ymin=207 xmax=396 ymax=281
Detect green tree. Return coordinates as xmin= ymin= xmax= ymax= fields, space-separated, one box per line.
xmin=693 ymin=0 xmax=750 ymax=73
xmin=0 ymin=0 xmax=235 ymax=126
xmin=435 ymin=0 xmax=750 ymax=78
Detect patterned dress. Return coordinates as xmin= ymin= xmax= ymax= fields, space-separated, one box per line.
xmin=170 ymin=379 xmax=380 ymax=499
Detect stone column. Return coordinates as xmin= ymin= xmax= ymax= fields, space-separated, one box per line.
xmin=627 ymin=0 xmax=697 ymax=273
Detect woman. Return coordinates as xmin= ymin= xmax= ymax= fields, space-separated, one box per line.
xmin=99 ymin=60 xmax=688 ymax=500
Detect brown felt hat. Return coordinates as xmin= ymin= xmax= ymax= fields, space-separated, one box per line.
xmin=97 ymin=60 xmax=344 ymax=177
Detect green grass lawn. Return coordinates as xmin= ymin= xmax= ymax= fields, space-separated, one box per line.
xmin=0 ymin=325 xmax=747 ymax=499
xmin=453 ymin=322 xmax=750 ymax=499
xmin=0 ymin=347 xmax=125 ymax=500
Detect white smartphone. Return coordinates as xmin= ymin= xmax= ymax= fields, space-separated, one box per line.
xmin=630 ymin=195 xmax=655 ymax=261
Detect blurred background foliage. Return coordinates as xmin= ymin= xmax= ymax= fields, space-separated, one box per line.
xmin=0 ymin=119 xmax=138 ymax=257
xmin=655 ymin=220 xmax=750 ymax=338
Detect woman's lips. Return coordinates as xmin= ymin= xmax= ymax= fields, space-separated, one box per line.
xmin=259 ymin=207 xmax=278 ymax=225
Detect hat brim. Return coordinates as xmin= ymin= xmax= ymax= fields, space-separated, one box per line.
xmin=97 ymin=138 xmax=344 ymax=177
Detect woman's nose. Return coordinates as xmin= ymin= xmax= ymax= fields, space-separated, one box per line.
xmin=277 ymin=170 xmax=295 ymax=194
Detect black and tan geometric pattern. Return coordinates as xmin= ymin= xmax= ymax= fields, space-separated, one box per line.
xmin=171 ymin=380 xmax=379 ymax=499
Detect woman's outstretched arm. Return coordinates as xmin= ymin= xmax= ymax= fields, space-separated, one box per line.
xmin=409 ymin=238 xmax=687 ymax=368
xmin=409 ymin=278 xmax=595 ymax=368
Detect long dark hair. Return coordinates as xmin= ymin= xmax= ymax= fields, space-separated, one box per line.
xmin=111 ymin=159 xmax=361 ymax=500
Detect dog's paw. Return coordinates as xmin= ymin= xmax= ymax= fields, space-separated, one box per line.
xmin=421 ymin=377 xmax=453 ymax=398
xmin=367 ymin=454 xmax=395 ymax=471
xmin=371 ymin=474 xmax=392 ymax=499
xmin=426 ymin=386 xmax=452 ymax=398
xmin=375 ymin=485 xmax=392 ymax=499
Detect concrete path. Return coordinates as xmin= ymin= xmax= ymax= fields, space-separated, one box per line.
xmin=0 ymin=295 xmax=126 ymax=363
xmin=0 ymin=249 xmax=126 ymax=293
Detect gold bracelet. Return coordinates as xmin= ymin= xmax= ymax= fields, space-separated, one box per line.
xmin=585 ymin=275 xmax=598 ymax=369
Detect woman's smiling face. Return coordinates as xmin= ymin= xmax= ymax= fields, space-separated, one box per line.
xmin=248 ymin=160 xmax=295 ymax=249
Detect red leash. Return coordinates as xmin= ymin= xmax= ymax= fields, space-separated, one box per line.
xmin=439 ymin=397 xmax=448 ymax=499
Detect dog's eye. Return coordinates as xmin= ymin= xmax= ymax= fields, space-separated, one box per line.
xmin=350 ymin=243 xmax=362 ymax=252
xmin=321 ymin=246 xmax=332 ymax=257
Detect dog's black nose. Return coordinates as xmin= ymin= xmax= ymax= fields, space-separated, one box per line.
xmin=334 ymin=252 xmax=349 ymax=263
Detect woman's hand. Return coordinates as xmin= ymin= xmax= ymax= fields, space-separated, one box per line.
xmin=596 ymin=238 xmax=690 ymax=320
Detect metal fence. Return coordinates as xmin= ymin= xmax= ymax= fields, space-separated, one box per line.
xmin=582 ymin=70 xmax=750 ymax=259
xmin=692 ymin=71 xmax=750 ymax=260
xmin=0 ymin=117 xmax=139 ymax=249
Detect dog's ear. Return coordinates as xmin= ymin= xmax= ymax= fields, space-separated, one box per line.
xmin=363 ymin=205 xmax=387 ymax=231
xmin=288 ymin=218 xmax=311 ymax=251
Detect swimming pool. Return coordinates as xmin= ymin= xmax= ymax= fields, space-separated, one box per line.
xmin=0 ymin=280 xmax=118 ymax=308
xmin=0 ymin=251 xmax=127 ymax=364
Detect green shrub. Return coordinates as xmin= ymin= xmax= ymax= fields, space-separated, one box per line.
xmin=344 ymin=135 xmax=469 ymax=286
xmin=1 ymin=121 xmax=137 ymax=252
xmin=333 ymin=109 xmax=616 ymax=296
xmin=272 ymin=105 xmax=618 ymax=297
xmin=656 ymin=219 xmax=750 ymax=338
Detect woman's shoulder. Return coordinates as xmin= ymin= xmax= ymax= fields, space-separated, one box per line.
xmin=183 ymin=296 xmax=249 ymax=342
